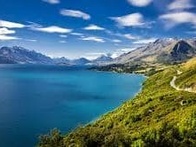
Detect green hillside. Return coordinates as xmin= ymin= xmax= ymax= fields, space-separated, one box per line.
xmin=38 ymin=59 xmax=196 ymax=147
xmin=175 ymin=57 xmax=196 ymax=92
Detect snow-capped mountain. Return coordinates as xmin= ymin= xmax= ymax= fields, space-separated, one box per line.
xmin=0 ymin=46 xmax=54 ymax=64
xmin=92 ymin=54 xmax=113 ymax=65
xmin=71 ymin=58 xmax=91 ymax=65
xmin=54 ymin=57 xmax=91 ymax=66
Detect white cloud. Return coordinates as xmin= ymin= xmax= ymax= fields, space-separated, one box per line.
xmin=0 ymin=20 xmax=25 ymax=28
xmin=111 ymin=48 xmax=135 ymax=58
xmin=127 ymin=0 xmax=152 ymax=7
xmin=26 ymin=21 xmax=42 ymax=28
xmin=0 ymin=35 xmax=20 ymax=40
xmin=59 ymin=40 xmax=66 ymax=43
xmin=42 ymin=0 xmax=60 ymax=4
xmin=24 ymin=39 xmax=37 ymax=42
xmin=133 ymin=38 xmax=157 ymax=44
xmin=105 ymin=30 xmax=139 ymax=40
xmin=83 ymin=24 xmax=105 ymax=30
xmin=84 ymin=52 xmax=107 ymax=60
xmin=120 ymin=48 xmax=135 ymax=52
xmin=31 ymin=26 xmax=72 ymax=33
xmin=159 ymin=11 xmax=196 ymax=28
xmin=0 ymin=28 xmax=15 ymax=35
xmin=110 ymin=13 xmax=145 ymax=27
xmin=70 ymin=32 xmax=84 ymax=36
xmin=80 ymin=36 xmax=105 ymax=43
xmin=59 ymin=34 xmax=67 ymax=38
xmin=60 ymin=9 xmax=90 ymax=20
xmin=123 ymin=34 xmax=138 ymax=40
xmin=168 ymin=0 xmax=194 ymax=11
xmin=112 ymin=39 xmax=122 ymax=43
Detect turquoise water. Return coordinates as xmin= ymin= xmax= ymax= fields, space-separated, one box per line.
xmin=0 ymin=65 xmax=145 ymax=147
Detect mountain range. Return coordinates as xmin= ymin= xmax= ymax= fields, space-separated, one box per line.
xmin=0 ymin=46 xmax=112 ymax=66
xmin=0 ymin=46 xmax=54 ymax=64
xmin=112 ymin=38 xmax=196 ymax=65
xmin=0 ymin=38 xmax=196 ymax=66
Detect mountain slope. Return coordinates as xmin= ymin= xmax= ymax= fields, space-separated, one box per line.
xmin=175 ymin=57 xmax=196 ymax=92
xmin=38 ymin=58 xmax=196 ymax=147
xmin=114 ymin=39 xmax=196 ymax=65
xmin=0 ymin=46 xmax=54 ymax=64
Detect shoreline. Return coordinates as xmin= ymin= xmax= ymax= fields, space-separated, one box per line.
xmin=67 ymin=69 xmax=147 ymax=133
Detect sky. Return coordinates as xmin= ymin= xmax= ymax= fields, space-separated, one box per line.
xmin=0 ymin=0 xmax=196 ymax=59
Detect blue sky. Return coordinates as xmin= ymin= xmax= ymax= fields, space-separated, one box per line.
xmin=0 ymin=0 xmax=196 ymax=59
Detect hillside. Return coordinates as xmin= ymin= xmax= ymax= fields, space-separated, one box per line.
xmin=93 ymin=39 xmax=196 ymax=75
xmin=38 ymin=58 xmax=196 ymax=146
xmin=114 ymin=39 xmax=196 ymax=65
xmin=175 ymin=57 xmax=196 ymax=93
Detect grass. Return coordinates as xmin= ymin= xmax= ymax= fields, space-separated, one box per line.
xmin=38 ymin=58 xmax=196 ymax=147
xmin=175 ymin=57 xmax=196 ymax=91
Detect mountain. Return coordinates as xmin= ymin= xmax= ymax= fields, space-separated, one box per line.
xmin=0 ymin=46 xmax=92 ymax=66
xmin=38 ymin=57 xmax=196 ymax=147
xmin=53 ymin=57 xmax=91 ymax=66
xmin=114 ymin=39 xmax=196 ymax=64
xmin=0 ymin=46 xmax=54 ymax=64
xmin=92 ymin=54 xmax=113 ymax=65
xmin=169 ymin=40 xmax=196 ymax=63
xmin=71 ymin=58 xmax=91 ymax=65
xmin=53 ymin=57 xmax=70 ymax=65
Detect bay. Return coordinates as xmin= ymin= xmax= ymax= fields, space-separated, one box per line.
xmin=0 ymin=65 xmax=145 ymax=147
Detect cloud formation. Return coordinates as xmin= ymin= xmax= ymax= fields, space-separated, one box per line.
xmin=110 ymin=13 xmax=145 ymax=27
xmin=0 ymin=20 xmax=24 ymax=40
xmin=133 ymin=38 xmax=157 ymax=44
xmin=159 ymin=12 xmax=196 ymax=28
xmin=111 ymin=48 xmax=136 ymax=58
xmin=59 ymin=34 xmax=67 ymax=38
xmin=123 ymin=34 xmax=138 ymax=40
xmin=59 ymin=40 xmax=66 ymax=43
xmin=24 ymin=39 xmax=37 ymax=42
xmin=112 ymin=39 xmax=122 ymax=43
xmin=60 ymin=9 xmax=90 ymax=20
xmin=0 ymin=35 xmax=20 ymax=40
xmin=0 ymin=20 xmax=25 ymax=28
xmin=83 ymin=24 xmax=105 ymax=30
xmin=84 ymin=52 xmax=107 ymax=60
xmin=31 ymin=26 xmax=72 ymax=33
xmin=80 ymin=36 xmax=105 ymax=43
xmin=0 ymin=28 xmax=15 ymax=35
xmin=160 ymin=0 xmax=196 ymax=29
xmin=167 ymin=0 xmax=194 ymax=11
xmin=70 ymin=32 xmax=84 ymax=36
xmin=127 ymin=0 xmax=152 ymax=7
xmin=42 ymin=0 xmax=60 ymax=4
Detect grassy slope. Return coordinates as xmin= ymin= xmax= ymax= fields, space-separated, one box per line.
xmin=38 ymin=59 xmax=196 ymax=147
xmin=176 ymin=57 xmax=196 ymax=91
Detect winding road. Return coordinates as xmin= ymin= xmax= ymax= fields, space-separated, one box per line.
xmin=170 ymin=70 xmax=196 ymax=93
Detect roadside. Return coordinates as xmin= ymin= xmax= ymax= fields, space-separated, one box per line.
xmin=170 ymin=70 xmax=196 ymax=93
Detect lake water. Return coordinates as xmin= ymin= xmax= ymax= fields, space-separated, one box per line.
xmin=0 ymin=65 xmax=145 ymax=147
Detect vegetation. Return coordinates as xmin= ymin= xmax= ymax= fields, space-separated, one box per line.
xmin=175 ymin=57 xmax=196 ymax=92
xmin=38 ymin=58 xmax=196 ymax=147
xmin=90 ymin=62 xmax=169 ymax=76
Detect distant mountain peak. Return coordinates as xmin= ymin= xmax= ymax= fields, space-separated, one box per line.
xmin=91 ymin=54 xmax=113 ymax=65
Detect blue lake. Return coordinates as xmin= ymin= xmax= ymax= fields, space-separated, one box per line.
xmin=0 ymin=65 xmax=145 ymax=147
